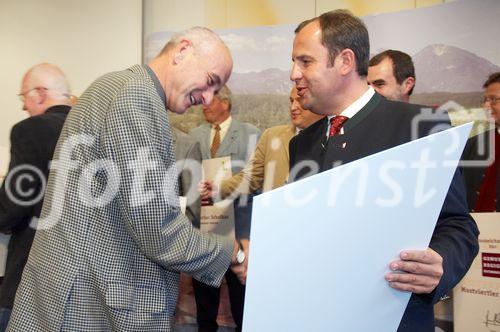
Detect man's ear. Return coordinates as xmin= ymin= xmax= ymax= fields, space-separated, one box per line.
xmin=221 ymin=99 xmax=230 ymax=111
xmin=402 ymin=76 xmax=415 ymax=95
xmin=337 ymin=49 xmax=356 ymax=76
xmin=173 ymin=39 xmax=192 ymax=65
xmin=37 ymin=88 xmax=48 ymax=105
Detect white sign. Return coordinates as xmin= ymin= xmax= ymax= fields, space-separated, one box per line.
xmin=243 ymin=123 xmax=472 ymax=332
xmin=200 ymin=157 xmax=235 ymax=239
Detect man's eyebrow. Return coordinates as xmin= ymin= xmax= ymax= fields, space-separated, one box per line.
xmin=298 ymin=54 xmax=315 ymax=61
xmin=210 ymin=73 xmax=222 ymax=86
xmin=371 ymin=79 xmax=386 ymax=85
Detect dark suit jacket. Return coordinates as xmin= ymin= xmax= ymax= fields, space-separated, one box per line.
xmin=289 ymin=93 xmax=479 ymax=332
xmin=0 ymin=105 xmax=69 ymax=308
xmin=460 ymin=128 xmax=499 ymax=211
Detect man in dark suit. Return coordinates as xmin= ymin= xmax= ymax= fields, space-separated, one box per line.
xmin=0 ymin=63 xmax=72 ymax=331
xmin=461 ymin=72 xmax=499 ymax=212
xmin=289 ymin=10 xmax=479 ymax=331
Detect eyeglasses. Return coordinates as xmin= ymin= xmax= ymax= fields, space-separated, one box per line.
xmin=17 ymin=87 xmax=47 ymax=102
xmin=482 ymin=96 xmax=500 ymax=105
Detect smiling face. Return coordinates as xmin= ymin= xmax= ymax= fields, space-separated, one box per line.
xmin=289 ymin=87 xmax=324 ymax=130
xmin=290 ymin=20 xmax=342 ymax=116
xmin=367 ymin=57 xmax=413 ymax=102
xmin=166 ymin=40 xmax=232 ymax=114
xmin=202 ymin=94 xmax=230 ymax=125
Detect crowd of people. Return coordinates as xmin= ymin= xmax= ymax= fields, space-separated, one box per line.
xmin=0 ymin=8 xmax=498 ymax=332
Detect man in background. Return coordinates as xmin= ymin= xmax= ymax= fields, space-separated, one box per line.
xmin=367 ymin=49 xmax=416 ymax=103
xmin=9 ymin=27 xmax=247 ymax=331
xmin=289 ymin=10 xmax=478 ymax=331
xmin=200 ymin=86 xmax=324 ymax=200
xmin=0 ymin=63 xmax=72 ymax=331
xmin=462 ymin=72 xmax=500 ymax=211
xmin=190 ymin=85 xmax=259 ymax=332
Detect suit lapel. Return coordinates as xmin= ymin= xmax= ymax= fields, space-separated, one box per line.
xmin=322 ymin=94 xmax=382 ymax=171
xmin=343 ymin=93 xmax=382 ymax=133
xmin=299 ymin=118 xmax=327 ymax=164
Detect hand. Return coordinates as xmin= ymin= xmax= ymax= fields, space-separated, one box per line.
xmin=385 ymin=248 xmax=443 ymax=294
xmin=198 ymin=180 xmax=217 ymax=205
xmin=230 ymin=239 xmax=249 ymax=285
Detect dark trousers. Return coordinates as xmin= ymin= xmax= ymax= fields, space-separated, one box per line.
xmin=192 ymin=269 xmax=246 ymax=332
xmin=0 ymin=307 xmax=12 ymax=332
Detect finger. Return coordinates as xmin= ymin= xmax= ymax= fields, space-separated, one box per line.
xmin=240 ymin=239 xmax=250 ymax=251
xmin=387 ymin=280 xmax=436 ymax=294
xmin=200 ymin=192 xmax=211 ymax=200
xmin=231 ymin=264 xmax=245 ymax=274
xmin=399 ymin=249 xmax=442 ymax=264
xmin=386 ymin=272 xmax=439 ymax=287
xmin=389 ymin=260 xmax=443 ymax=278
xmin=233 ymin=273 xmax=245 ymax=285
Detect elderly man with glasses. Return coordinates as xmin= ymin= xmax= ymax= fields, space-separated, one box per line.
xmin=461 ymin=72 xmax=500 ymax=212
xmin=0 ymin=63 xmax=72 ymax=331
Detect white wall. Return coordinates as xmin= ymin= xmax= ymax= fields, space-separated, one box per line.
xmin=0 ymin=0 xmax=142 ymax=176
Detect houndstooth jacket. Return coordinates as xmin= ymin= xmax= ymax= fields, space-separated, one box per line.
xmin=8 ymin=65 xmax=233 ymax=331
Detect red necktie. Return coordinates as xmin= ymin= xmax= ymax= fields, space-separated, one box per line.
xmin=329 ymin=116 xmax=349 ymax=137
xmin=474 ymin=131 xmax=499 ymax=212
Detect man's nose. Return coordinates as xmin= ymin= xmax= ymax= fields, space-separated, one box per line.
xmin=202 ymin=90 xmax=214 ymax=106
xmin=290 ymin=62 xmax=302 ymax=82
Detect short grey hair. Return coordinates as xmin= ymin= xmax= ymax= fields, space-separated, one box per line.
xmin=215 ymin=85 xmax=232 ymax=111
xmin=159 ymin=26 xmax=230 ymax=57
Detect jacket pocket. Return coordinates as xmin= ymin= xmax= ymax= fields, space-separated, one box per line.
xmin=105 ymin=282 xmax=168 ymax=313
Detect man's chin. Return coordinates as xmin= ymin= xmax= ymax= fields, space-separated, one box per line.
xmin=170 ymin=104 xmax=188 ymax=114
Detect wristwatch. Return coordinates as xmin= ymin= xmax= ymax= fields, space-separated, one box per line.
xmin=235 ymin=242 xmax=246 ymax=264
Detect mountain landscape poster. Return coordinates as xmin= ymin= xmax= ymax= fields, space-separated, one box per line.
xmin=145 ymin=0 xmax=499 ymax=134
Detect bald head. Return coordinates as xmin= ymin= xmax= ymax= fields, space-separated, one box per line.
xmin=149 ymin=27 xmax=233 ymax=114
xmin=160 ymin=27 xmax=230 ymax=56
xmin=20 ymin=63 xmax=71 ymax=117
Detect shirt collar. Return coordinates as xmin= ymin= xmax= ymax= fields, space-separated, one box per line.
xmin=327 ymin=86 xmax=375 ymax=121
xmin=216 ymin=115 xmax=232 ymax=132
xmin=144 ymin=65 xmax=167 ymax=108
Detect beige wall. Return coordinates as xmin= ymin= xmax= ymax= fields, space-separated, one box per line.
xmin=0 ymin=0 xmax=142 ymax=176
xmin=143 ymin=0 xmax=452 ymax=36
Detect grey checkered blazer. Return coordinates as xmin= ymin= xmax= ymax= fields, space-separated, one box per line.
xmin=8 ymin=65 xmax=233 ymax=331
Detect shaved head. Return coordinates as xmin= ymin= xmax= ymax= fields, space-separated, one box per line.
xmin=21 ymin=63 xmax=71 ymax=116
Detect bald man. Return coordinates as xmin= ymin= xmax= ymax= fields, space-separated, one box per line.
xmin=0 ymin=63 xmax=72 ymax=330
xmin=8 ymin=27 xmax=245 ymax=332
